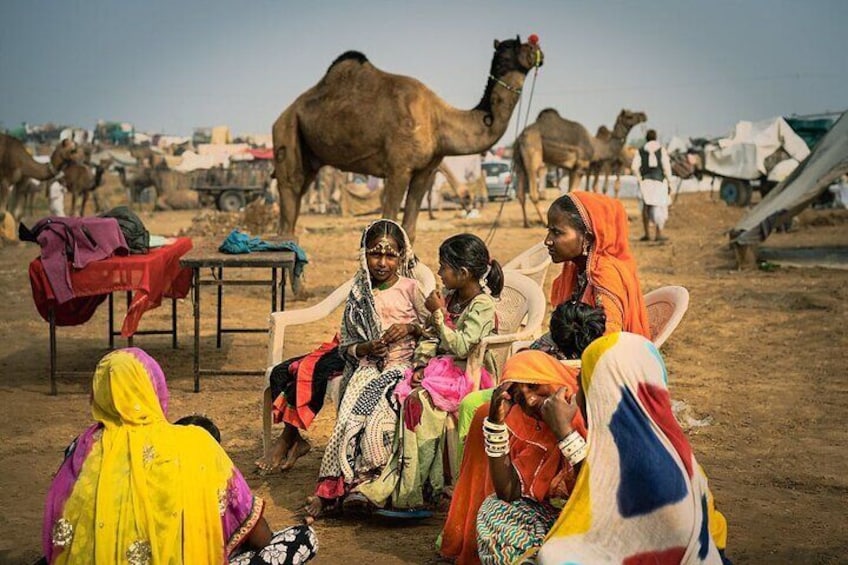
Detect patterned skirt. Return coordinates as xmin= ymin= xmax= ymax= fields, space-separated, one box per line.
xmin=476 ymin=495 xmax=559 ymax=565
xmin=316 ymin=363 xmax=408 ymax=499
xmin=229 ymin=526 xmax=318 ymax=565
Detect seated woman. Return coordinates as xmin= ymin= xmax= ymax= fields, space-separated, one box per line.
xmin=42 ymin=347 xmax=317 ymax=565
xmin=440 ymin=350 xmax=587 ymax=565
xmin=305 ymin=220 xmax=428 ymax=519
xmin=544 ymin=191 xmax=650 ymax=338
xmin=535 ymin=332 xmax=730 ymax=564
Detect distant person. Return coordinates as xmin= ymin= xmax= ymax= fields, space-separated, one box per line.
xmin=47 ymin=180 xmax=67 ymax=216
xmin=632 ymin=129 xmax=673 ymax=242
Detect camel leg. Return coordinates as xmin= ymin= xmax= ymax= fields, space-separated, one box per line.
xmin=613 ymin=174 xmax=622 ymax=199
xmin=568 ymin=170 xmax=582 ymax=193
xmin=80 ymin=192 xmax=89 ymax=217
xmin=381 ymin=169 xmax=413 ymax=242
xmin=427 ymin=183 xmax=436 ymax=220
xmin=402 ymin=167 xmax=437 ymax=244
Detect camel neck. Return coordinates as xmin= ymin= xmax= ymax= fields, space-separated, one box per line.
xmin=611 ymin=120 xmax=631 ymax=144
xmin=437 ymin=70 xmax=527 ymax=155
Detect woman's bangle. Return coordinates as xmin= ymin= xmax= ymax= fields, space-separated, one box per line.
xmin=558 ymin=431 xmax=588 ymax=465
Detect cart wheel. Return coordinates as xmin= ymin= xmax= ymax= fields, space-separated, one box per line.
xmin=719 ymin=179 xmax=750 ymax=207
xmin=218 ymin=190 xmax=245 ymax=212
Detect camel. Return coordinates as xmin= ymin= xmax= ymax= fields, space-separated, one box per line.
xmin=586 ymin=109 xmax=647 ymax=197
xmin=63 ymin=162 xmax=106 ymax=216
xmin=0 ymin=135 xmax=78 ymax=220
xmin=271 ymin=36 xmax=544 ymax=241
xmin=512 ymin=108 xmax=595 ymax=227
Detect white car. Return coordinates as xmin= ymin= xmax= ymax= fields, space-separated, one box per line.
xmin=482 ymin=160 xmax=515 ymax=201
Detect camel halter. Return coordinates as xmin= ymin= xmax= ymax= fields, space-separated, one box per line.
xmin=488 ymin=75 xmax=523 ymax=96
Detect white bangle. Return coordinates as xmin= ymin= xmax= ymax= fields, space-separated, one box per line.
xmin=483 ymin=430 xmax=509 ymax=443
xmin=558 ymin=431 xmax=588 ymax=465
xmin=483 ymin=417 xmax=507 ymax=433
xmin=485 ymin=441 xmax=510 ymax=458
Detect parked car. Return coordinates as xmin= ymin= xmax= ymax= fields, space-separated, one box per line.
xmin=482 ymin=160 xmax=515 ymax=201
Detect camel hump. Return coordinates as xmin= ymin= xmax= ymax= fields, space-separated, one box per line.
xmin=327 ymin=51 xmax=369 ymax=74
xmin=537 ymin=108 xmax=560 ymax=119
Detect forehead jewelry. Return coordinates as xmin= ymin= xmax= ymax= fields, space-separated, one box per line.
xmin=367 ymin=234 xmax=399 ymax=256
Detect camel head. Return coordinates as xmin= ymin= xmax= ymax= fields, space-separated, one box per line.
xmin=50 ymin=139 xmax=80 ymax=174
xmin=491 ymin=35 xmax=544 ymax=78
xmin=617 ymin=109 xmax=648 ymax=130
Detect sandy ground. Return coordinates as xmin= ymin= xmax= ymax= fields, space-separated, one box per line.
xmin=1 ymin=188 xmax=846 ymax=564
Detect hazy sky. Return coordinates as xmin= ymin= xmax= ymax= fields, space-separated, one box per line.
xmin=1 ymin=0 xmax=845 ymax=145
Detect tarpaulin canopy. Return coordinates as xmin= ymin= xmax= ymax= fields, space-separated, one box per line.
xmin=705 ymin=117 xmax=810 ymax=180
xmin=730 ymin=111 xmax=848 ymax=246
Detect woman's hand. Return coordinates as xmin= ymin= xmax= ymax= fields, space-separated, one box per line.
xmin=357 ymin=339 xmax=388 ymax=358
xmin=488 ymin=382 xmax=515 ymax=424
xmin=540 ymin=386 xmax=579 ymax=440
xmin=425 ymin=289 xmax=445 ymax=314
xmin=382 ymin=323 xmax=415 ymax=344
xmin=410 ymin=367 xmax=425 ymax=386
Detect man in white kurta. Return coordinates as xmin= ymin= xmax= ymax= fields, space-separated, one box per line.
xmin=632 ymin=129 xmax=673 ymax=241
xmin=47 ymin=179 xmax=67 ymax=216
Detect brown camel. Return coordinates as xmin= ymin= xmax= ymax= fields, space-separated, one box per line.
xmin=586 ymin=109 xmax=647 ymax=197
xmin=513 ymin=108 xmax=595 ymax=227
xmin=271 ymin=36 xmax=544 ymax=241
xmin=63 ymin=162 xmax=106 ymax=216
xmin=0 ymin=135 xmax=78 ymax=219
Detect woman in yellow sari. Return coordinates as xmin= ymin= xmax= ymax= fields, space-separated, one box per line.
xmin=42 ymin=348 xmax=318 ymax=565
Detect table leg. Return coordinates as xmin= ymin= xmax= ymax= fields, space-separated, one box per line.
xmin=126 ymin=291 xmax=134 ymax=348
xmin=193 ymin=267 xmax=201 ymax=393
xmin=108 ymin=292 xmax=114 ymax=350
xmin=271 ymin=268 xmax=278 ymax=312
xmin=281 ymin=266 xmax=287 ymax=311
xmin=172 ymin=297 xmax=178 ymax=349
xmin=216 ymin=266 xmax=223 ymax=349
xmin=49 ymin=306 xmax=57 ymax=396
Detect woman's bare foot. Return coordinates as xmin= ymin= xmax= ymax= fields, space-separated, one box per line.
xmin=280 ymin=436 xmax=312 ymax=470
xmin=255 ymin=435 xmax=289 ymax=475
xmin=300 ymin=496 xmax=327 ymax=525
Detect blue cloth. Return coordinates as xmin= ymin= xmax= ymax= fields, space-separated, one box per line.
xmin=218 ymin=229 xmax=308 ymax=278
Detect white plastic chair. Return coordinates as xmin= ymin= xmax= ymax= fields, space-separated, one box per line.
xmin=503 ymin=241 xmax=552 ymax=290
xmin=644 ymin=285 xmax=690 ymax=349
xmin=261 ymin=262 xmax=436 ymax=453
xmin=465 ymin=270 xmax=548 ymax=388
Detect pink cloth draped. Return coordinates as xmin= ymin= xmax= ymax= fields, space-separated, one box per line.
xmin=395 ymin=356 xmax=494 ymax=413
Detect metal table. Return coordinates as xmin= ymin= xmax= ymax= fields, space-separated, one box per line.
xmin=179 ymin=240 xmax=296 ymax=391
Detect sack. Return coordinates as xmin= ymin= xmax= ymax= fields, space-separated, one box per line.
xmin=99 ymin=206 xmax=149 ymax=254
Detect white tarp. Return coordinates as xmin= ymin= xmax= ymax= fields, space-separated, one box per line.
xmin=731 ymin=111 xmax=848 ymax=245
xmin=704 ymin=117 xmax=810 ymax=180
xmin=90 ymin=150 xmax=137 ymax=166
xmin=174 ymin=150 xmax=228 ymax=172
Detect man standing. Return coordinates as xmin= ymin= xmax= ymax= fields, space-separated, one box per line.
xmin=632 ymin=129 xmax=673 ymax=242
xmin=47 ymin=178 xmax=67 ymax=216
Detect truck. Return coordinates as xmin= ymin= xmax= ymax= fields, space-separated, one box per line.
xmin=706 ymin=114 xmax=837 ymax=206
xmin=189 ymin=158 xmax=273 ymax=211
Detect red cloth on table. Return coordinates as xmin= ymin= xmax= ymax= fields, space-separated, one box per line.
xmin=29 ymin=237 xmax=193 ymax=337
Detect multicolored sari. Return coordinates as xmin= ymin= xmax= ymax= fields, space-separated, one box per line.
xmin=535 ymin=333 xmax=728 ymax=564
xmin=42 ymin=348 xmax=264 ymax=564
xmin=549 ymin=192 xmax=650 ymax=338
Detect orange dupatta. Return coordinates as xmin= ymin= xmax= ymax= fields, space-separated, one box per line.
xmin=440 ymin=351 xmax=583 ymax=565
xmin=549 ymin=191 xmax=650 ymax=339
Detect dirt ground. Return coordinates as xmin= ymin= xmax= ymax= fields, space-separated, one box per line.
xmin=1 ymin=188 xmax=846 ymax=564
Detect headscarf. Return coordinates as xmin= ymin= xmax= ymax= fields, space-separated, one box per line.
xmin=549 ymin=192 xmax=650 ymax=339
xmin=440 ymin=351 xmax=582 ymax=565
xmin=535 ymin=333 xmax=727 ymax=564
xmin=338 ymin=219 xmax=415 ymax=387
xmin=43 ymin=348 xmax=261 ymax=564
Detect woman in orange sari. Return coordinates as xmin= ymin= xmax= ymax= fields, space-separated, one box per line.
xmin=439 ymin=351 xmax=586 ymax=565
xmin=544 ymin=191 xmax=650 ymax=338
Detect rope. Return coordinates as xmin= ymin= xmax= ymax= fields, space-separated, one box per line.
xmin=485 ymin=66 xmax=540 ymax=246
